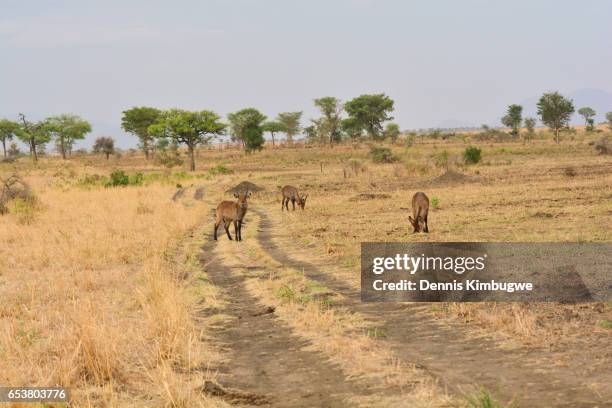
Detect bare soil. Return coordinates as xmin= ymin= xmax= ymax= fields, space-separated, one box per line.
xmin=199 ymin=240 xmax=381 ymax=407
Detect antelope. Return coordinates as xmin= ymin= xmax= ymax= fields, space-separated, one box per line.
xmin=281 ymin=185 xmax=308 ymax=211
xmin=408 ymin=192 xmax=429 ymax=233
xmin=214 ymin=190 xmax=250 ymax=241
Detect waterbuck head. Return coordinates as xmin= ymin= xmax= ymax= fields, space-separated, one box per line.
xmin=408 ymin=215 xmax=426 ymax=233
xmin=297 ymin=194 xmax=308 ymax=210
xmin=233 ymin=190 xmax=251 ymax=209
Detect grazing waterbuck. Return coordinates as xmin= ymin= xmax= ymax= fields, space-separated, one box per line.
xmin=281 ymin=185 xmax=308 ymax=211
xmin=408 ymin=192 xmax=429 ymax=233
xmin=214 ymin=190 xmax=250 ymax=241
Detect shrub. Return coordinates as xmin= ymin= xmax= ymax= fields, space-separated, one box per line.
xmin=155 ymin=149 xmax=183 ymax=168
xmin=105 ymin=170 xmax=144 ymax=187
xmin=208 ymin=164 xmax=233 ymax=175
xmin=431 ymin=196 xmax=440 ymax=208
xmin=463 ymin=146 xmax=482 ymax=164
xmin=369 ymin=146 xmax=398 ymax=163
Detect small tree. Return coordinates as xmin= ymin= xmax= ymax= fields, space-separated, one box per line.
xmin=577 ymin=107 xmax=596 ymax=132
xmin=7 ymin=142 xmax=20 ymax=158
xmin=262 ymin=121 xmax=285 ymax=147
xmin=228 ymin=108 xmax=267 ymax=153
xmin=45 ymin=114 xmax=92 ymax=159
xmin=303 ymin=125 xmax=318 ymax=143
xmin=384 ymin=123 xmax=401 ymax=143
xmin=0 ymin=119 xmax=19 ymax=158
xmin=606 ymin=112 xmax=612 ymax=131
xmin=344 ymin=93 xmax=394 ymax=140
xmin=121 ymin=107 xmax=161 ymax=160
xmin=15 ymin=114 xmax=51 ymax=162
xmin=537 ymin=92 xmax=575 ymax=144
xmin=314 ymin=97 xmax=343 ymax=146
xmin=149 ymin=109 xmax=226 ymax=171
xmin=501 ymin=104 xmax=523 ymax=136
xmin=523 ymin=117 xmax=536 ymax=143
xmin=93 ymin=137 xmax=115 ymax=160
xmin=277 ymin=112 xmax=302 ymax=145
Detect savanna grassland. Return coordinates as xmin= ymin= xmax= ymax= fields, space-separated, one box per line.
xmin=0 ymin=129 xmax=611 ymax=407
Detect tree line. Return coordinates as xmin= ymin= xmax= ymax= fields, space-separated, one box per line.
xmin=2 ymin=91 xmax=612 ymax=169
xmin=120 ymin=93 xmax=398 ymax=170
xmin=500 ymin=92 xmax=611 ymax=143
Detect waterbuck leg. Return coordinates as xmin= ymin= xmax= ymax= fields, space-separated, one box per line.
xmin=292 ymin=199 xmax=296 ymax=211
xmin=424 ymin=215 xmax=429 ymax=233
xmin=282 ymin=198 xmax=285 ymax=211
xmin=238 ymin=220 xmax=242 ymax=241
xmin=214 ymin=222 xmax=219 ymax=241
xmin=224 ymin=222 xmax=232 ymax=240
xmin=234 ymin=221 xmax=239 ymax=241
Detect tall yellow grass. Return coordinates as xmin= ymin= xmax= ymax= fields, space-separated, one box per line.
xmin=0 ymin=172 xmax=217 ymax=406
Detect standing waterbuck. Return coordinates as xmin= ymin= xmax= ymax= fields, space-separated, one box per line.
xmin=281 ymin=185 xmax=308 ymax=211
xmin=408 ymin=192 xmax=429 ymax=233
xmin=214 ymin=190 xmax=251 ymax=241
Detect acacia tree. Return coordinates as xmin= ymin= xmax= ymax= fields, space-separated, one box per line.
xmin=523 ymin=117 xmax=536 ymax=143
xmin=45 ymin=114 xmax=92 ymax=159
xmin=313 ymin=97 xmax=343 ymax=146
xmin=0 ymin=119 xmax=19 ymax=158
xmin=277 ymin=112 xmax=302 ymax=145
xmin=92 ymin=137 xmax=115 ymax=160
xmin=15 ymin=114 xmax=51 ymax=162
xmin=121 ymin=107 xmax=161 ymax=160
xmin=537 ymin=92 xmax=575 ymax=144
xmin=501 ymin=104 xmax=523 ymax=136
xmin=228 ymin=108 xmax=267 ymax=153
xmin=344 ymin=94 xmax=394 ymax=140
xmin=606 ymin=112 xmax=612 ymax=131
xmin=577 ymin=107 xmax=596 ymax=131
xmin=384 ymin=123 xmax=401 ymax=143
xmin=149 ymin=109 xmax=225 ymax=171
xmin=262 ymin=120 xmax=285 ymax=147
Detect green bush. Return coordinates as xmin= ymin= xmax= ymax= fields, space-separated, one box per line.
xmin=369 ymin=146 xmax=398 ymax=163
xmin=463 ymin=146 xmax=482 ymax=164
xmin=208 ymin=164 xmax=234 ymax=175
xmin=105 ymin=170 xmax=144 ymax=187
xmin=430 ymin=196 xmax=440 ymax=208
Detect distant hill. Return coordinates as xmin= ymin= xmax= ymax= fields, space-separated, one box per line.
xmin=520 ymin=88 xmax=612 ymax=124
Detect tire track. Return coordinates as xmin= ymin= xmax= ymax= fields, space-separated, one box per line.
xmin=254 ymin=209 xmax=611 ymax=408
xmin=198 ymin=239 xmax=377 ymax=407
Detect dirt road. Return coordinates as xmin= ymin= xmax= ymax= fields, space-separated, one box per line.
xmin=197 ymin=208 xmax=611 ymax=407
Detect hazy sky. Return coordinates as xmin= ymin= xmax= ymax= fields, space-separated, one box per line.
xmin=2 ymin=0 xmax=611 ymax=148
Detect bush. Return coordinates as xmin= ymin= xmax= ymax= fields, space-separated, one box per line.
xmin=430 ymin=196 xmax=440 ymax=208
xmin=208 ymin=164 xmax=233 ymax=175
xmin=155 ymin=149 xmax=183 ymax=168
xmin=105 ymin=170 xmax=144 ymax=187
xmin=369 ymin=146 xmax=398 ymax=163
xmin=463 ymin=146 xmax=482 ymax=164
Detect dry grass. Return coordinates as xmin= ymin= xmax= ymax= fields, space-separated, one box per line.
xmin=0 ymin=162 xmax=224 ymax=406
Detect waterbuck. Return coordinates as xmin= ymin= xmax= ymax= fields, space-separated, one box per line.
xmin=281 ymin=185 xmax=308 ymax=211
xmin=214 ymin=190 xmax=250 ymax=241
xmin=408 ymin=192 xmax=429 ymax=233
